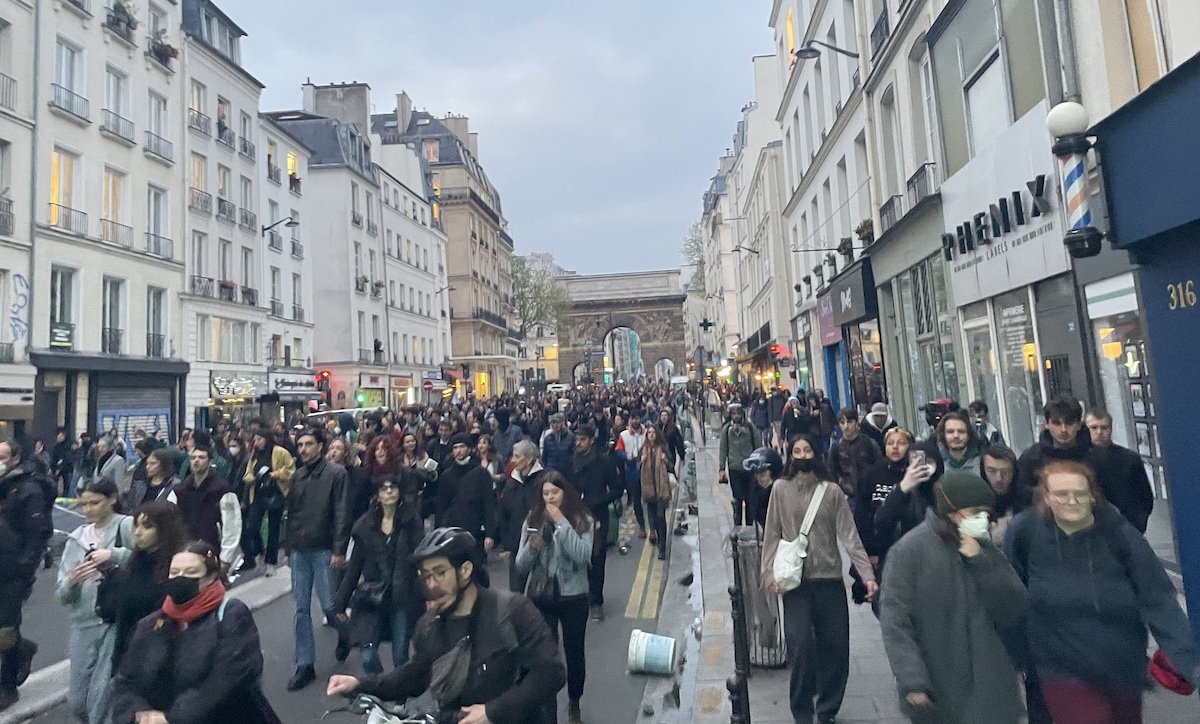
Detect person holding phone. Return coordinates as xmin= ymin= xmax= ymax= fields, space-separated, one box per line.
xmin=874 ymin=448 xmax=936 ymax=546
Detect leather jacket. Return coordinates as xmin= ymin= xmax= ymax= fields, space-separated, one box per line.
xmin=285 ymin=458 xmax=352 ymax=555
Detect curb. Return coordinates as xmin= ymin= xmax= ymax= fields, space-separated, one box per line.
xmin=0 ymin=567 xmax=294 ymax=724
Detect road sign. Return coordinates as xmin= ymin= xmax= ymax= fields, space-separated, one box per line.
xmin=422 ymin=379 xmax=434 ymax=392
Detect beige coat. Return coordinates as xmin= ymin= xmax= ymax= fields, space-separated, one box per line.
xmin=761 ymin=471 xmax=874 ymax=586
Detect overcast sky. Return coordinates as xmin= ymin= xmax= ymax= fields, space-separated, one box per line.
xmin=235 ymin=1 xmax=771 ymax=275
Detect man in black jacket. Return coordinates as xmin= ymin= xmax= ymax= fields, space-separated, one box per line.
xmin=285 ymin=427 xmax=352 ymax=691
xmin=0 ymin=439 xmax=53 ymax=711
xmin=571 ymin=423 xmax=624 ymax=621
xmin=326 ymin=528 xmax=565 ymax=724
xmin=424 ymin=421 xmax=455 ymax=471
xmin=434 ymin=434 xmax=497 ymax=558
xmin=497 ymin=440 xmax=547 ymax=593
xmin=1014 ymin=395 xmax=1091 ymax=498
xmin=1086 ymin=408 xmax=1154 ymax=533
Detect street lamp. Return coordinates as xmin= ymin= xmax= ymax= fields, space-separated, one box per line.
xmin=1046 ymin=101 xmax=1104 ymax=258
xmin=732 ymin=245 xmax=759 ymax=255
xmin=261 ymin=216 xmax=299 ymax=236
xmin=794 ymin=40 xmax=860 ymax=61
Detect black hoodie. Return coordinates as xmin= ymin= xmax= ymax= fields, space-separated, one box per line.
xmin=435 ymin=455 xmax=497 ymax=542
xmin=1014 ymin=428 xmax=1091 ymax=497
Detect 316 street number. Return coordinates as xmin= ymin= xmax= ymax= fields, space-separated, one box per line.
xmin=1167 ymin=280 xmax=1197 ymax=310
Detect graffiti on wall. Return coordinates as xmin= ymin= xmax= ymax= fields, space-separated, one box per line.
xmin=9 ymin=273 xmax=28 ymax=343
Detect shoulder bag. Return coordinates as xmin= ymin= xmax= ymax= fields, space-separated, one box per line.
xmin=772 ymin=482 xmax=828 ymax=593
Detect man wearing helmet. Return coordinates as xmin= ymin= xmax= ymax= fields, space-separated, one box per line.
xmin=742 ymin=446 xmax=783 ymax=528
xmin=327 ymin=528 xmax=565 ymax=724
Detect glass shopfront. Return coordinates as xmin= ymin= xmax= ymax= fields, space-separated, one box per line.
xmin=895 ymin=255 xmax=962 ymax=427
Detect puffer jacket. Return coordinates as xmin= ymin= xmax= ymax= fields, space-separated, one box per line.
xmin=540 ymin=430 xmax=575 ymax=476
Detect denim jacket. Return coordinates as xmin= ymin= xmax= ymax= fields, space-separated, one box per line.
xmin=514 ymin=514 xmax=594 ymax=598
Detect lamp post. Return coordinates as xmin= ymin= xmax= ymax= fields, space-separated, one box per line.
xmin=261 ymin=216 xmax=299 ymax=236
xmin=1047 ymin=101 xmax=1104 ymax=258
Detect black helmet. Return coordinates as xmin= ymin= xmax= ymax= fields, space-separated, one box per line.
xmin=743 ymin=447 xmax=783 ymax=477
xmin=411 ymin=527 xmax=476 ymax=567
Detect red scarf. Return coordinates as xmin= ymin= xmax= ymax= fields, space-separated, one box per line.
xmin=161 ymin=580 xmax=226 ymax=624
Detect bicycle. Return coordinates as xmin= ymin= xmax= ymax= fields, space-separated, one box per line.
xmin=322 ymin=694 xmax=438 ymax=724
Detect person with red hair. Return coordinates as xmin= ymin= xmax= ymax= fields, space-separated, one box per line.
xmin=365 ymin=435 xmax=401 ymax=479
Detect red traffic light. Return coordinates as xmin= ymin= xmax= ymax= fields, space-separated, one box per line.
xmin=769 ymin=344 xmax=782 ymax=356
xmin=317 ymin=370 xmax=332 ymax=379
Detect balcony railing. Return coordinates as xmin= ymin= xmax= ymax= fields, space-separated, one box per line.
xmin=144 ymin=131 xmax=173 ymax=162
xmin=0 ymin=342 xmax=13 ymax=363
xmin=870 ymin=8 xmax=890 ymax=56
xmin=100 ymin=219 xmax=134 ymax=247
xmin=354 ymin=277 xmax=368 ymax=293
xmin=267 ymin=163 xmax=281 ymax=184
xmin=189 ymin=187 xmax=213 ymax=214
xmin=49 ymin=322 xmax=75 ymax=349
xmin=188 ymin=108 xmax=211 ymax=135
xmin=216 ymin=198 xmax=236 ymax=222
xmin=146 ymin=333 xmax=165 ymax=359
xmin=147 ymin=38 xmax=176 ymax=70
xmin=291 ymin=239 xmax=304 ymax=258
xmin=366 ymin=220 xmax=378 ymax=236
xmin=292 ymin=304 xmax=305 ymax=322
xmin=241 ymin=286 xmax=258 ymax=306
xmin=103 ymin=7 xmax=137 ymax=43
xmin=239 ymin=208 xmax=257 ymax=230
xmin=239 ymin=136 xmax=256 ymax=161
xmin=270 ymin=299 xmax=284 ymax=316
xmin=216 ymin=122 xmax=235 ymax=148
xmin=64 ymin=0 xmax=91 ymax=16
xmin=218 ymin=282 xmax=237 ymax=302
xmin=49 ymin=203 xmax=87 ymax=235
xmin=50 ymin=84 xmax=89 ymax=121
xmin=145 ymin=233 xmax=172 ymax=258
xmin=0 ymin=72 xmax=16 ymax=112
xmin=358 ymin=349 xmax=371 ymax=364
xmin=906 ymin=162 xmax=940 ymax=209
xmin=288 ymin=174 xmax=302 ymax=194
xmin=879 ymin=194 xmax=904 ymax=234
xmin=370 ymin=282 xmax=383 ymax=299
xmin=190 ymin=276 xmax=215 ymax=298
xmin=101 ymin=109 xmax=135 ymax=143
xmin=267 ymin=230 xmax=283 ymax=251
xmin=101 ymin=327 xmax=124 ymax=355
xmin=0 ymin=197 xmax=13 ymax=236
xmin=351 ymin=210 xmax=363 ymax=227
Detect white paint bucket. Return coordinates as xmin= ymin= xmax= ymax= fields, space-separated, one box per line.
xmin=628 ymin=628 xmax=676 ymax=674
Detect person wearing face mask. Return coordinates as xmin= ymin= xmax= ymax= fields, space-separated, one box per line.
xmin=761 ymin=435 xmax=876 ymax=724
xmin=879 ymin=470 xmax=1027 ymax=723
xmin=109 ymin=540 xmax=279 ymax=724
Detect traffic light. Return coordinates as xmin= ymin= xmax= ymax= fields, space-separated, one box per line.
xmin=769 ymin=344 xmax=782 ymax=356
xmin=355 ymin=390 xmax=366 ymax=405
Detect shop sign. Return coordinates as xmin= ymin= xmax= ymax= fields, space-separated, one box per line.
xmin=816 ymin=293 xmax=841 ymax=347
xmin=939 ymin=101 xmax=1069 ymax=306
xmin=359 ymin=373 xmax=386 ymax=388
xmin=210 ymin=371 xmax=267 ymax=400
xmin=829 ymin=261 xmax=878 ymax=327
xmin=422 ymin=370 xmax=440 ymax=380
xmin=391 ymin=375 xmax=413 ymax=388
xmin=269 ymin=371 xmax=318 ymax=395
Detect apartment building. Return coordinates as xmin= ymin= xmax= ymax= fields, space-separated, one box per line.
xmin=700 ymin=155 xmax=739 ymax=373
xmin=29 ymin=0 xmax=188 ymax=441
xmin=258 ymin=113 xmax=318 ymax=418
xmin=0 ymin=0 xmax=36 ymax=437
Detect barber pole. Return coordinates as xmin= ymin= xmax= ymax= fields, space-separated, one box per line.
xmin=1059 ymin=152 xmax=1092 ymax=232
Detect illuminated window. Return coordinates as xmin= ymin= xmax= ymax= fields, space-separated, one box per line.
xmin=423 ymin=139 xmax=439 ymax=162
xmin=286 ymin=151 xmax=298 ymax=177
xmin=785 ymin=8 xmax=796 ymax=57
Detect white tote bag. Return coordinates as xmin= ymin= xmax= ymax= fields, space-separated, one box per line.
xmin=772 ymin=482 xmax=828 ymax=593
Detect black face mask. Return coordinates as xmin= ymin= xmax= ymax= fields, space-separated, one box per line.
xmin=793 ymin=458 xmax=816 ymax=474
xmin=165 ymin=576 xmax=203 ymax=605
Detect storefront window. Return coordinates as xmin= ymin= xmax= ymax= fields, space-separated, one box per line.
xmin=894 ymin=256 xmax=961 ymax=427
xmin=793 ymin=336 xmax=812 ymax=393
xmin=846 ymin=320 xmax=886 ymax=410
xmin=992 ymin=289 xmax=1044 ymax=452
xmin=963 ymin=301 xmax=1002 ymax=439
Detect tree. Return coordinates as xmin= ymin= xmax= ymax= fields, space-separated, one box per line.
xmin=680 ymin=220 xmax=705 ymax=295
xmin=511 ymin=256 xmax=571 ymax=341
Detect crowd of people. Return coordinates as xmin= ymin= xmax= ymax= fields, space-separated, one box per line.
xmin=0 ymin=382 xmax=705 ymax=724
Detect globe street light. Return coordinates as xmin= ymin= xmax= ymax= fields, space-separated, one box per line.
xmin=1046 ymin=101 xmax=1103 ymax=258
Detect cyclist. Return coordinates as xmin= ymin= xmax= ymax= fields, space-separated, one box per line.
xmin=326 ymin=527 xmax=565 ymax=724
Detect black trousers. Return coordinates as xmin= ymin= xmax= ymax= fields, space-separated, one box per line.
xmin=588 ymin=512 xmax=610 ymax=606
xmin=782 ymin=580 xmax=850 ymax=724
xmin=728 ymin=469 xmax=752 ymax=526
xmin=645 ymin=498 xmax=669 ymax=554
xmin=243 ymin=500 xmax=284 ymax=565
xmin=625 ymin=477 xmax=645 ymax=529
xmin=536 ymin=595 xmax=589 ymax=701
xmin=0 ymin=578 xmax=32 ymax=690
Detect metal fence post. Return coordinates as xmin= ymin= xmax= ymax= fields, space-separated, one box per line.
xmin=728 ymin=531 xmax=752 ymax=724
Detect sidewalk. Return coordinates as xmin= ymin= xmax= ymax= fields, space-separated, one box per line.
xmin=685 ymin=436 xmax=1198 ymax=724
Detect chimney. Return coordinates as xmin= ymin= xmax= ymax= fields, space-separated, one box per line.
xmin=468 ymin=132 xmax=479 ymax=159
xmin=441 ymin=115 xmax=470 ymax=147
xmin=301 ymin=80 xmax=316 ymax=113
xmin=396 ymin=91 xmax=413 ymax=132
xmin=310 ymin=82 xmax=372 ymax=135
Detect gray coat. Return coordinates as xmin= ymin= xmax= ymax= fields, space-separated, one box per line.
xmin=880 ymin=513 xmax=1025 ymax=724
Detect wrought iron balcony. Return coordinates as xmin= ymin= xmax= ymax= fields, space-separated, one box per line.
xmin=0 ymin=72 xmax=16 ymax=112
xmin=101 ymin=327 xmax=124 ymax=355
xmin=101 ymin=109 xmax=135 ymax=143
xmin=870 ymin=8 xmax=890 ymax=56
xmin=218 ymin=281 xmax=237 ymax=302
xmin=50 ymin=84 xmax=89 ymax=121
xmin=190 ymin=276 xmax=215 ymax=297
xmin=879 ymin=194 xmax=904 ymax=234
xmin=239 ymin=208 xmax=257 ymax=230
xmin=145 ymin=233 xmax=172 ymax=258
xmin=103 ymin=6 xmax=137 ymax=44
xmin=64 ymin=0 xmax=91 ymax=16
xmin=0 ymin=197 xmax=13 ymax=236
xmin=146 ymin=333 xmax=165 ymax=359
xmin=267 ymin=163 xmax=281 ymax=184
xmin=147 ymin=37 xmax=177 ymax=70
xmin=906 ymin=162 xmax=940 ymax=209
xmin=216 ymin=122 xmax=235 ymax=148
xmin=351 ymin=210 xmax=363 ymax=227
xmin=291 ymin=239 xmax=304 ymax=258
xmin=366 ymin=220 xmax=378 ymax=236
xmin=49 ymin=203 xmax=87 ymax=235
xmin=270 ymin=299 xmax=284 ymax=316
xmin=216 ymin=198 xmax=236 ymax=222
xmin=188 ymin=108 xmax=211 ymax=135
xmin=144 ymin=131 xmax=173 ymax=162
xmin=292 ymin=304 xmax=305 ymax=322
xmin=288 ymin=174 xmax=302 ymax=194
xmin=267 ymin=230 xmax=283 ymax=251
xmin=241 ymin=286 xmax=258 ymax=306
xmin=100 ymin=219 xmax=134 ymax=247
xmin=189 ymin=188 xmax=213 ymax=214
xmin=239 ymin=136 xmax=256 ymax=162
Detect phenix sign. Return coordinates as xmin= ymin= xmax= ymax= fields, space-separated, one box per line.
xmin=941 ymin=174 xmax=1052 ymax=261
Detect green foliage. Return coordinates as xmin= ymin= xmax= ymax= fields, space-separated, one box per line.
xmin=511 ymin=256 xmax=571 ymax=339
xmin=680 ymin=220 xmax=705 ymax=295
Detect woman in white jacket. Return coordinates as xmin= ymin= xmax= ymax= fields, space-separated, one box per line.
xmin=57 ymin=478 xmax=134 ymax=724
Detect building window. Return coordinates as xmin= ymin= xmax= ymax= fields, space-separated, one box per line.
xmin=389 ymin=280 xmax=396 ymax=305
xmin=190 ymin=153 xmax=206 ymax=189
xmin=102 ymin=277 xmax=124 ymax=351
xmin=365 ymin=192 xmax=373 ymax=223
xmin=369 ymin=250 xmax=376 ymax=280
xmin=50 ymin=267 xmax=74 ymax=325
xmin=964 ymin=52 xmax=1010 ymax=159
xmin=189 ymin=81 xmax=205 ymax=113
xmin=266 ymin=138 xmax=277 ymax=166
xmin=147 ymin=185 xmax=167 ymax=239
xmin=101 ymin=167 xmax=126 ymax=228
xmin=55 ymin=39 xmax=81 ymax=92
xmin=241 ymin=247 xmax=253 ymax=288
xmin=146 ymin=286 xmax=165 ymax=338
xmin=270 ymin=267 xmax=280 ymax=301
xmin=192 ymin=232 xmax=208 ymax=276
xmin=216 ymin=97 xmax=231 ymax=129
xmin=217 ymin=165 xmax=230 ymax=199
xmin=148 ymin=91 xmax=168 ymax=138
xmin=50 ymin=149 xmax=78 ymax=214
xmin=292 ymin=273 xmax=302 ymax=305
xmin=358 ymin=312 xmax=366 ymax=351
xmin=423 ymin=139 xmax=439 ymax=162
xmin=105 ymin=66 xmax=129 ymax=119
xmin=219 ymin=239 xmax=232 ymax=281
xmin=354 ymin=241 xmax=362 ymax=278
xmin=286 ymin=151 xmax=298 ymax=177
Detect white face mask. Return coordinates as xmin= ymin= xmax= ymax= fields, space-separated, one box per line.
xmin=958 ymin=511 xmax=991 ymax=539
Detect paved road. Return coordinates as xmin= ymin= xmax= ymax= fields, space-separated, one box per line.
xmin=23 ymin=514 xmax=673 ymax=723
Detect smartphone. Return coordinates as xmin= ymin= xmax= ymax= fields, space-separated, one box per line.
xmin=910 ymin=450 xmax=926 ymax=468
xmin=526 ymin=526 xmax=540 ymax=534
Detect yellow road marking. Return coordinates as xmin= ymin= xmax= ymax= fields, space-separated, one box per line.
xmin=624 ymin=537 xmax=654 ymax=618
xmin=640 ymin=557 xmax=665 ymax=618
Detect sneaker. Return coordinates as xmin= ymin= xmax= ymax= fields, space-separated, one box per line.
xmin=238 ymin=559 xmax=256 ymax=574
xmin=16 ymin=639 xmax=36 ymax=685
xmin=335 ymin=638 xmax=351 ymax=663
xmin=568 ymin=699 xmax=582 ymax=723
xmin=286 ymin=665 xmax=316 ymax=691
xmin=0 ymin=687 xmax=17 ymax=712
xmin=590 ymin=605 xmax=604 ymax=622
xmin=657 ymin=546 xmax=667 ymax=561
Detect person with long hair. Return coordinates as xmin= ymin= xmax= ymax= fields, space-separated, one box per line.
xmin=328 ymin=436 xmax=372 ymax=526
xmin=761 ymin=435 xmax=876 ymax=724
xmin=126 ymin=449 xmax=179 ymax=509
xmin=1007 ymin=460 xmax=1198 ymax=723
xmin=110 ymin=541 xmax=279 ymax=724
xmin=476 ymin=433 xmax=504 ymax=488
xmin=640 ymin=425 xmax=672 ymax=560
xmin=104 ymin=501 xmax=190 ymax=670
xmin=397 ymin=432 xmax=436 ymax=487
xmin=332 ymin=471 xmax=424 ymax=672
xmin=365 ymin=435 xmax=401 ymax=479
xmin=515 ymin=471 xmax=594 ymax=724
xmin=56 ymin=479 xmax=134 ymax=723
xmin=241 ymin=430 xmax=293 ymax=576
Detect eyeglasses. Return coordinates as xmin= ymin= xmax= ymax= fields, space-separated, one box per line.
xmin=1049 ymin=491 xmax=1093 ymax=504
xmin=417 ymin=566 xmax=457 ymax=584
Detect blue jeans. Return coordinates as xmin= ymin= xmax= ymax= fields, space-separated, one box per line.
xmin=290 ymin=549 xmax=336 ymax=668
xmin=360 ymin=609 xmax=410 ymax=674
